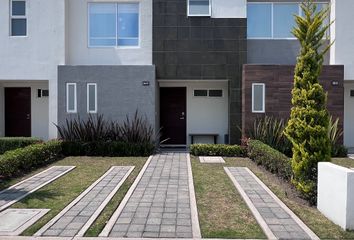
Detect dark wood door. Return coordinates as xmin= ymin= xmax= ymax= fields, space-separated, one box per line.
xmin=160 ymin=87 xmax=187 ymax=145
xmin=5 ymin=88 xmax=31 ymax=137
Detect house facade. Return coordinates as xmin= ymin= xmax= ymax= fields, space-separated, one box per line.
xmin=0 ymin=0 xmax=353 ymax=148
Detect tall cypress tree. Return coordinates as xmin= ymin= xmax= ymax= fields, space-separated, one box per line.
xmin=285 ymin=0 xmax=332 ymax=204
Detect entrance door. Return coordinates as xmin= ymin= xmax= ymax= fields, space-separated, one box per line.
xmin=5 ymin=88 xmax=31 ymax=137
xmin=160 ymin=87 xmax=187 ymax=145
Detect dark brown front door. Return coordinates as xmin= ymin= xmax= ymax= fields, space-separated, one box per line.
xmin=5 ymin=88 xmax=31 ymax=137
xmin=160 ymin=87 xmax=187 ymax=145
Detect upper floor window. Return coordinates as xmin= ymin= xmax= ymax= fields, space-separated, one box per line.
xmin=10 ymin=0 xmax=27 ymax=36
xmin=247 ymin=2 xmax=328 ymax=39
xmin=89 ymin=3 xmax=139 ymax=47
xmin=188 ymin=0 xmax=211 ymax=16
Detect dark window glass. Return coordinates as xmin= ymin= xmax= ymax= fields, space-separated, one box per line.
xmin=209 ymin=90 xmax=223 ymax=97
xmin=194 ymin=90 xmax=208 ymax=97
xmin=11 ymin=19 xmax=26 ymax=36
xmin=351 ymin=90 xmax=354 ymax=97
xmin=12 ymin=1 xmax=25 ymax=16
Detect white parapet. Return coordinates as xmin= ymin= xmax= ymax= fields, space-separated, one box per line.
xmin=318 ymin=162 xmax=354 ymax=230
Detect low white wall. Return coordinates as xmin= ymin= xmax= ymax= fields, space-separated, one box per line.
xmin=318 ymin=162 xmax=354 ymax=230
xmin=159 ymin=80 xmax=229 ymax=145
xmin=0 ymin=81 xmax=49 ymax=140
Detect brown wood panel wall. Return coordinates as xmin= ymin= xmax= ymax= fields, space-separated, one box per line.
xmin=242 ymin=64 xmax=344 ymax=142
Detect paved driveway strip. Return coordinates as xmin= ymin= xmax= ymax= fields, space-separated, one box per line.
xmin=35 ymin=166 xmax=134 ymax=237
xmin=0 ymin=166 xmax=75 ymax=212
xmin=100 ymin=153 xmax=201 ymax=238
xmin=225 ymin=167 xmax=319 ymax=240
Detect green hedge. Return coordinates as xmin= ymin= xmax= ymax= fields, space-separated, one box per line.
xmin=247 ymin=140 xmax=292 ymax=181
xmin=0 ymin=137 xmax=42 ymax=154
xmin=190 ymin=144 xmax=245 ymax=157
xmin=0 ymin=141 xmax=62 ymax=179
xmin=61 ymin=141 xmax=155 ymax=157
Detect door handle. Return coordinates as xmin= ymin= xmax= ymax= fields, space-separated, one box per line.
xmin=26 ymin=114 xmax=30 ymax=120
xmin=180 ymin=117 xmax=185 ymax=120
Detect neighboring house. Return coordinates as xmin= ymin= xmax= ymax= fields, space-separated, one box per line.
xmin=0 ymin=0 xmax=353 ymax=149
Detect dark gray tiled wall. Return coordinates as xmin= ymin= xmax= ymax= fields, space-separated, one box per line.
xmin=153 ymin=0 xmax=247 ymax=143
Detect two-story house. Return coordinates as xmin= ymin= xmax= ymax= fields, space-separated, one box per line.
xmin=0 ymin=0 xmax=353 ymax=150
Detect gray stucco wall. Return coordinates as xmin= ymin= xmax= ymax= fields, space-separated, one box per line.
xmin=247 ymin=39 xmax=330 ymax=64
xmin=58 ymin=65 xmax=156 ymax=133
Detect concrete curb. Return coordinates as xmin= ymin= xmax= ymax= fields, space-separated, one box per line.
xmin=99 ymin=156 xmax=153 ymax=237
xmin=0 ymin=166 xmax=76 ymax=212
xmin=187 ymin=154 xmax=202 ymax=238
xmin=224 ymin=167 xmax=276 ymax=240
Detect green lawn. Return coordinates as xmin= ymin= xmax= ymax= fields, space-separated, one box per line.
xmin=225 ymin=157 xmax=354 ymax=239
xmin=191 ymin=157 xmax=265 ymax=239
xmin=3 ymin=156 xmax=147 ymax=236
xmin=332 ymin=158 xmax=354 ymax=168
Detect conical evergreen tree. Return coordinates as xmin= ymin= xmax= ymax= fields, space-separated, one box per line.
xmin=284 ymin=0 xmax=333 ymax=204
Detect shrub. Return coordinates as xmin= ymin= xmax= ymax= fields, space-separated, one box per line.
xmin=247 ymin=140 xmax=292 ymax=181
xmin=0 ymin=137 xmax=42 ymax=154
xmin=284 ymin=1 xmax=332 ymax=204
xmin=247 ymin=116 xmax=292 ymax=157
xmin=56 ymin=111 xmax=156 ymax=156
xmin=328 ymin=116 xmax=348 ymax=157
xmin=61 ymin=141 xmax=154 ymax=157
xmin=0 ymin=141 xmax=62 ymax=179
xmin=190 ymin=144 xmax=245 ymax=157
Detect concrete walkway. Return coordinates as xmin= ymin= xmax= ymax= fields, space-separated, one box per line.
xmin=225 ymin=167 xmax=319 ymax=240
xmin=0 ymin=166 xmax=75 ymax=211
xmin=36 ymin=166 xmax=134 ymax=237
xmin=100 ymin=153 xmax=201 ymax=238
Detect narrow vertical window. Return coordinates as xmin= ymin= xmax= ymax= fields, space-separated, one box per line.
xmin=66 ymin=83 xmax=77 ymax=113
xmin=10 ymin=0 xmax=27 ymax=36
xmin=252 ymin=83 xmax=265 ymax=113
xmin=87 ymin=83 xmax=97 ymax=113
xmin=188 ymin=0 xmax=211 ymax=16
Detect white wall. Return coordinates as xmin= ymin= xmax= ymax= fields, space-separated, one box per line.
xmin=330 ymin=0 xmax=354 ymax=80
xmin=318 ymin=162 xmax=354 ymax=230
xmin=0 ymin=84 xmax=4 ymax=137
xmin=212 ymin=0 xmax=246 ymax=18
xmin=0 ymin=0 xmax=66 ymax=139
xmin=344 ymin=82 xmax=354 ymax=148
xmin=159 ymin=80 xmax=229 ymax=145
xmin=66 ymin=0 xmax=152 ymax=65
xmin=0 ymin=81 xmax=49 ymax=140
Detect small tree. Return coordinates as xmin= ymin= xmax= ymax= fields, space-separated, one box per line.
xmin=284 ymin=0 xmax=332 ymax=204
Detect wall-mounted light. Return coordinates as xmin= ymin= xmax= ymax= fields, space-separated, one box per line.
xmin=142 ymin=81 xmax=150 ymax=86
xmin=331 ymin=81 xmax=339 ymax=86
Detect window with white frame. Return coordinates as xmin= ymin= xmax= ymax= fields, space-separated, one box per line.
xmin=188 ymin=0 xmax=211 ymax=16
xmin=87 ymin=83 xmax=97 ymax=113
xmin=247 ymin=2 xmax=329 ymax=39
xmin=252 ymin=83 xmax=265 ymax=113
xmin=10 ymin=0 xmax=27 ymax=36
xmin=66 ymin=83 xmax=77 ymax=113
xmin=89 ymin=3 xmax=139 ymax=47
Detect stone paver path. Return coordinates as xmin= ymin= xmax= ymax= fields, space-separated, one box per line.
xmin=199 ymin=156 xmax=225 ymax=163
xmin=36 ymin=166 xmax=134 ymax=237
xmin=0 ymin=166 xmax=75 ymax=211
xmin=101 ymin=153 xmax=200 ymax=238
xmin=225 ymin=167 xmax=319 ymax=240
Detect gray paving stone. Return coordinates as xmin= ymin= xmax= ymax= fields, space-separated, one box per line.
xmin=226 ymin=167 xmax=313 ymax=240
xmin=0 ymin=166 xmax=74 ymax=211
xmin=39 ymin=166 xmax=132 ymax=237
xmin=108 ymin=153 xmax=194 ymax=238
